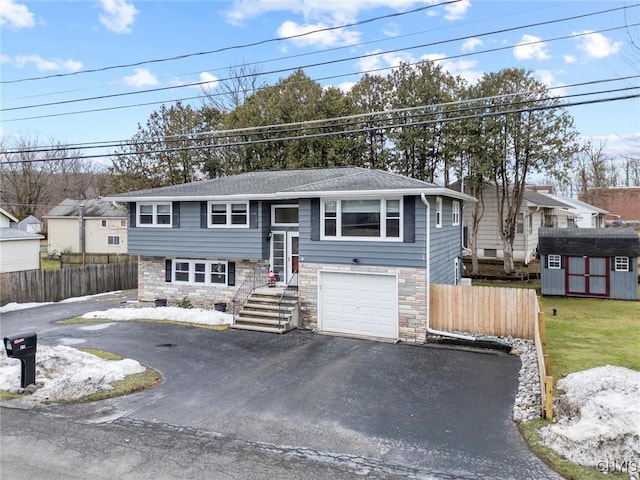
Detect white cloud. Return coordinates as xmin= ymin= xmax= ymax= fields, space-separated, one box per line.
xmin=225 ymin=0 xmax=471 ymax=26
xmin=122 ymin=68 xmax=158 ymax=87
xmin=99 ymin=0 xmax=138 ymax=34
xmin=513 ymin=34 xmax=550 ymax=61
xmin=14 ymin=54 xmax=83 ymax=72
xmin=357 ymin=48 xmax=416 ymax=74
xmin=277 ymin=20 xmax=360 ymax=47
xmin=443 ymin=0 xmax=471 ymax=20
xmin=336 ymin=81 xmax=356 ymax=93
xmin=461 ymin=37 xmax=482 ymax=52
xmin=383 ymin=21 xmax=400 ymax=37
xmin=197 ymin=71 xmax=219 ymax=90
xmin=573 ymin=31 xmax=622 ymax=59
xmin=0 ymin=0 xmax=35 ymax=29
xmin=563 ymin=54 xmax=577 ymax=64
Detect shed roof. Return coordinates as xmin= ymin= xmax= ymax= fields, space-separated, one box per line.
xmin=538 ymin=227 xmax=640 ymax=257
xmin=0 ymin=228 xmax=43 ymax=241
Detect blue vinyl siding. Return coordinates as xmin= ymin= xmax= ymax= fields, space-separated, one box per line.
xmin=430 ymin=197 xmax=463 ymax=284
xmin=128 ymin=201 xmax=266 ymax=259
xmin=299 ymin=198 xmax=426 ymax=268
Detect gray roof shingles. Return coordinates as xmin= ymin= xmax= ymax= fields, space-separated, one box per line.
xmin=45 ymin=198 xmax=126 ymax=218
xmin=107 ymin=167 xmax=441 ymax=199
xmin=538 ymin=227 xmax=640 ymax=256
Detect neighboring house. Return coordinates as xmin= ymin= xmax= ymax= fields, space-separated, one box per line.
xmin=0 ymin=208 xmax=43 ymax=273
xmin=15 ymin=215 xmax=43 ymax=234
xmin=580 ymin=187 xmax=640 ymax=223
xmin=104 ymin=167 xmax=475 ymax=343
xmin=539 ymin=227 xmax=640 ymax=300
xmin=550 ymin=196 xmax=607 ymax=229
xmin=43 ymin=199 xmax=128 ymax=255
xmin=455 ymin=183 xmax=574 ymax=264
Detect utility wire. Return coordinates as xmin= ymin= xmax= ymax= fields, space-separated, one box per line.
xmin=7 ymin=75 xmax=638 ymax=153
xmin=1 ymin=0 xmax=462 ymax=84
xmin=3 ymin=93 xmax=637 ymax=164
xmin=3 ymin=21 xmax=636 ymax=116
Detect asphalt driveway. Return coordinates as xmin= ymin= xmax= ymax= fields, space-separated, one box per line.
xmin=1 ymin=295 xmax=560 ymax=479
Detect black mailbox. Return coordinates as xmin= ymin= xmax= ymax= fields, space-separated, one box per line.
xmin=4 ymin=332 xmax=37 ymax=388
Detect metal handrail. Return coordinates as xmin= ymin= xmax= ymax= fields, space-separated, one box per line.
xmin=278 ymin=272 xmax=299 ymax=326
xmin=232 ymin=264 xmax=270 ymax=319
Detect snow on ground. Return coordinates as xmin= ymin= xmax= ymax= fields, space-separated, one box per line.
xmin=1 ymin=295 xmax=232 ymax=404
xmin=81 ymin=306 xmax=233 ymax=326
xmin=0 ymin=291 xmax=126 ymax=313
xmin=0 ymin=345 xmax=144 ymax=405
xmin=540 ymin=366 xmax=640 ymax=477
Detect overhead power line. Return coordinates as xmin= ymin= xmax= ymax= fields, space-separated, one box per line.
xmin=3 ymin=92 xmax=638 ymax=165
xmin=3 ymin=19 xmax=636 ymax=116
xmin=6 ymin=76 xmax=639 ymax=154
xmin=1 ymin=0 xmax=462 ymax=84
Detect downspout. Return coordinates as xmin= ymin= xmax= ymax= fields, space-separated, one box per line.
xmin=420 ymin=193 xmax=475 ymax=342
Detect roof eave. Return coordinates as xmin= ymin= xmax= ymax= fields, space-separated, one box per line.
xmin=103 ymin=188 xmax=477 ymax=203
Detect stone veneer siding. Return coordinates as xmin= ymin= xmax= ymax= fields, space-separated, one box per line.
xmin=297 ymin=262 xmax=428 ymax=344
xmin=137 ymin=256 xmax=267 ymax=308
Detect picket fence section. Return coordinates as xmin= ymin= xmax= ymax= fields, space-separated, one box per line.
xmin=0 ymin=263 xmax=138 ymax=306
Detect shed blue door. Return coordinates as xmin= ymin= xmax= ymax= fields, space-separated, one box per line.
xmin=566 ymin=256 xmax=609 ymax=297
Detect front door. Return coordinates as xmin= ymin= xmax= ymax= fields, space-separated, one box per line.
xmin=270 ymin=232 xmax=299 ymax=286
xmin=566 ymin=256 xmax=609 ymax=297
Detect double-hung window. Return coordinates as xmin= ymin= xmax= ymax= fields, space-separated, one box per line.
xmin=208 ymin=201 xmax=249 ymax=228
xmin=321 ymin=198 xmax=402 ymax=241
xmin=452 ymin=201 xmax=460 ymax=226
xmin=614 ymin=256 xmax=630 ymax=272
xmin=138 ymin=203 xmax=171 ymax=227
xmin=173 ymin=260 xmax=228 ymax=285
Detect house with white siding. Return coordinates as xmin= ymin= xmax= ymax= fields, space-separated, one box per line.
xmin=104 ymin=167 xmax=475 ymax=343
xmin=0 ymin=208 xmax=43 ymax=273
xmin=455 ymin=183 xmax=574 ymax=264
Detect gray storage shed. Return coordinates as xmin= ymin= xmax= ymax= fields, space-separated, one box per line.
xmin=539 ymin=227 xmax=640 ymax=300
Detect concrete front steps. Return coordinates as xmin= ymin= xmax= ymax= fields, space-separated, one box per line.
xmin=233 ymin=287 xmax=299 ymax=334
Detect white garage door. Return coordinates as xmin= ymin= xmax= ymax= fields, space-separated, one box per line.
xmin=319 ymin=271 xmax=398 ymax=340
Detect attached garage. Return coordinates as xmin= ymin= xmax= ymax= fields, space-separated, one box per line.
xmin=318 ymin=271 xmax=399 ymax=340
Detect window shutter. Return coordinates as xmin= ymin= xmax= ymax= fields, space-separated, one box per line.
xmin=200 ymin=202 xmax=207 ymax=228
xmin=560 ymin=256 xmax=564 ymax=269
xmin=227 ymin=262 xmax=236 ymax=286
xmin=250 ymin=202 xmax=258 ymax=229
xmin=129 ymin=202 xmax=136 ymax=228
xmin=544 ymin=255 xmax=548 ymax=269
xmin=165 ymin=259 xmax=172 ymax=282
xmin=403 ymin=196 xmax=415 ymax=243
xmin=611 ymin=257 xmax=615 ymax=271
xmin=172 ymin=202 xmax=180 ymax=228
xmin=310 ymin=199 xmax=320 ymax=241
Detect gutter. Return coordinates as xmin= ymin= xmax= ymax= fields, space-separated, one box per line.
xmin=420 ymin=193 xmax=475 ymax=342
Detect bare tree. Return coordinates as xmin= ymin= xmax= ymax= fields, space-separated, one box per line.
xmin=200 ymin=64 xmax=266 ymax=114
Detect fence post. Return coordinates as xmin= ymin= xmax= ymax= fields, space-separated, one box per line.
xmin=538 ymin=310 xmax=546 ymax=346
xmin=544 ymin=376 xmax=554 ymax=421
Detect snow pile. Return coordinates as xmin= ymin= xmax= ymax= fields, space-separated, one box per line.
xmin=540 ymin=366 xmax=640 ymax=474
xmin=0 ymin=345 xmax=145 ymax=405
xmin=81 ymin=306 xmax=233 ymax=326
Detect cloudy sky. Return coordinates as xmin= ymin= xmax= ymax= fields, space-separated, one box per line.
xmin=1 ymin=0 xmax=638 ymax=161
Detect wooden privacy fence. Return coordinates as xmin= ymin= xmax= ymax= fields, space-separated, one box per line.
xmin=430 ymin=284 xmax=552 ymax=419
xmin=430 ymin=284 xmax=537 ymax=339
xmin=0 ymin=263 xmax=138 ymax=306
xmin=60 ymin=253 xmax=137 ymax=267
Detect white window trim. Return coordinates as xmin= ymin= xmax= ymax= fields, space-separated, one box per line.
xmin=614 ymin=256 xmax=630 ymax=272
xmin=271 ymin=204 xmax=299 ymax=227
xmin=452 ymin=200 xmax=460 ymax=226
xmin=207 ymin=201 xmax=250 ymax=228
xmin=320 ymin=197 xmax=403 ymax=242
xmin=137 ymin=202 xmax=172 ymax=228
xmin=548 ymin=254 xmax=562 ymax=269
xmin=173 ymin=259 xmax=228 ymax=286
xmin=435 ymin=197 xmax=442 ymax=228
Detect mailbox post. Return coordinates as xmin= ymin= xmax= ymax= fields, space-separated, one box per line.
xmin=4 ymin=332 xmax=37 ymax=388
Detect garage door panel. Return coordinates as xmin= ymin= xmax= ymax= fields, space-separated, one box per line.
xmin=319 ymin=271 xmax=398 ymax=339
